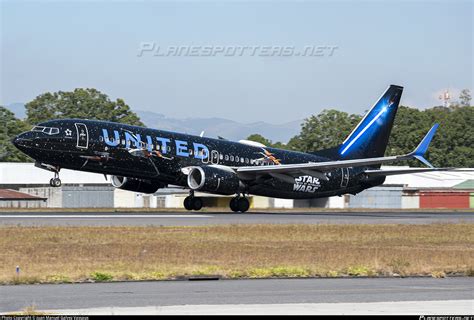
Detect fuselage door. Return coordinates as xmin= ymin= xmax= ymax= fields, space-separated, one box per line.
xmin=210 ymin=150 xmax=219 ymax=165
xmin=341 ymin=167 xmax=350 ymax=188
xmin=75 ymin=123 xmax=89 ymax=149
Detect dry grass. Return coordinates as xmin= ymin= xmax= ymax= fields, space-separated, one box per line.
xmin=0 ymin=224 xmax=472 ymax=284
xmin=6 ymin=304 xmax=52 ymax=315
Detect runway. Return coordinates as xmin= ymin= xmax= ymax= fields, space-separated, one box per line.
xmin=1 ymin=277 xmax=472 ymax=314
xmin=0 ymin=211 xmax=472 ymax=226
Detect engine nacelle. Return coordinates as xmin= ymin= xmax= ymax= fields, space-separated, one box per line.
xmin=187 ymin=166 xmax=241 ymax=195
xmin=111 ymin=176 xmax=162 ymax=194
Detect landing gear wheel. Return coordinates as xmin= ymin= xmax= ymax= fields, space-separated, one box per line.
xmin=229 ymin=198 xmax=239 ymax=212
xmin=191 ymin=197 xmax=203 ymax=211
xmin=237 ymin=197 xmax=250 ymax=213
xmin=52 ymin=178 xmax=62 ymax=187
xmin=184 ymin=196 xmax=203 ymax=211
xmin=184 ymin=196 xmax=193 ymax=210
xmin=49 ymin=168 xmax=61 ymax=187
xmin=229 ymin=197 xmax=249 ymax=213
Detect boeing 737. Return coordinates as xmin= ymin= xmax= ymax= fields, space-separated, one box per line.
xmin=12 ymin=85 xmax=454 ymax=212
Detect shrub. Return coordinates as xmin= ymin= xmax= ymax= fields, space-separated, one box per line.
xmin=90 ymin=272 xmax=113 ymax=282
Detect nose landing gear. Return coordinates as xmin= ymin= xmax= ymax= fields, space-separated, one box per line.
xmin=229 ymin=195 xmax=249 ymax=213
xmin=49 ymin=168 xmax=61 ymax=187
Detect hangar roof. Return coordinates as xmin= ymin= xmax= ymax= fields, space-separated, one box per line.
xmin=0 ymin=189 xmax=47 ymax=201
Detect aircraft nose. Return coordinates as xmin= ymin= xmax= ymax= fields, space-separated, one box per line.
xmin=12 ymin=132 xmax=32 ymax=149
xmin=12 ymin=135 xmax=21 ymax=148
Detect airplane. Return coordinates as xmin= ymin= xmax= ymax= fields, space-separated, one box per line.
xmin=12 ymin=85 xmax=455 ymax=212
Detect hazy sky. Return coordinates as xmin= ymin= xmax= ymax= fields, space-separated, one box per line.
xmin=1 ymin=0 xmax=472 ymax=123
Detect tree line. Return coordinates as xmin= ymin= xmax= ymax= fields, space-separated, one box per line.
xmin=1 ymin=88 xmax=472 ymax=167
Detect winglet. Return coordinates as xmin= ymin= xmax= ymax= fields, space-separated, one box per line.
xmin=409 ymin=123 xmax=439 ymax=168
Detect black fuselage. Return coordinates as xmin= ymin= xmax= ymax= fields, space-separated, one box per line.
xmin=13 ymin=119 xmax=384 ymax=199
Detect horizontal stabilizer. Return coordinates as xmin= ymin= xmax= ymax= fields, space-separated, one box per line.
xmin=408 ymin=123 xmax=439 ymax=168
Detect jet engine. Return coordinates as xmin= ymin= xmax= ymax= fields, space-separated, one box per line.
xmin=111 ymin=176 xmax=162 ymax=194
xmin=187 ymin=166 xmax=241 ymax=195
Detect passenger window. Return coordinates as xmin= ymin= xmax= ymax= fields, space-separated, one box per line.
xmin=219 ymin=154 xmax=224 ymax=160
xmin=235 ymin=156 xmax=239 ymax=162
xmin=225 ymin=155 xmax=229 ymax=161
xmin=230 ymin=155 xmax=234 ymax=161
xmin=241 ymin=158 xmax=244 ymax=163
xmin=245 ymin=158 xmax=249 ymax=164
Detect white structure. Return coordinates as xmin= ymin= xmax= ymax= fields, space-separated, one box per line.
xmin=0 ymin=162 xmax=108 ymax=186
xmin=383 ymin=166 xmax=474 ymax=188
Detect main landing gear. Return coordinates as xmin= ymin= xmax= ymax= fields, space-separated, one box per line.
xmin=49 ymin=168 xmax=61 ymax=187
xmin=183 ymin=192 xmax=250 ymax=213
xmin=229 ymin=195 xmax=249 ymax=213
xmin=183 ymin=191 xmax=203 ymax=211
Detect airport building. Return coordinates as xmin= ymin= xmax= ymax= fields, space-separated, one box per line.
xmin=0 ymin=162 xmax=473 ymax=209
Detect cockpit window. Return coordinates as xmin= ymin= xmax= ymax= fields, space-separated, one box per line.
xmin=31 ymin=126 xmax=60 ymax=135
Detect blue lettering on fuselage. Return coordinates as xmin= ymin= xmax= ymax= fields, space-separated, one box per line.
xmin=125 ymin=131 xmax=142 ymax=149
xmin=102 ymin=129 xmax=120 ymax=147
xmin=193 ymin=142 xmax=209 ymax=160
xmin=156 ymin=137 xmax=170 ymax=154
xmin=146 ymin=135 xmax=153 ymax=152
xmin=175 ymin=140 xmax=189 ymax=157
xmin=100 ymin=128 xmax=209 ymax=160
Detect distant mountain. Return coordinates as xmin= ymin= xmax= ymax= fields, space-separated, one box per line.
xmin=136 ymin=110 xmax=302 ymax=143
xmin=5 ymin=103 xmax=26 ymax=119
xmin=3 ymin=103 xmax=302 ymax=142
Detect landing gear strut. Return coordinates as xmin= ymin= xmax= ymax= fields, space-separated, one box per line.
xmin=49 ymin=168 xmax=61 ymax=187
xmin=229 ymin=195 xmax=249 ymax=213
xmin=183 ymin=191 xmax=203 ymax=211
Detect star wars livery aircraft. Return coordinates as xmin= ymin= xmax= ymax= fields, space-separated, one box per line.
xmin=13 ymin=85 xmax=452 ymax=212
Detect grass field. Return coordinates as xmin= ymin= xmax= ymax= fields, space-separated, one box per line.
xmin=0 ymin=224 xmax=472 ymax=284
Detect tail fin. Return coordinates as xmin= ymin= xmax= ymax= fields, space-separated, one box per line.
xmin=315 ymin=84 xmax=403 ymax=160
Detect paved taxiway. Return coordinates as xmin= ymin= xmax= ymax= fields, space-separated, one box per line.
xmin=0 ymin=211 xmax=472 ymax=226
xmin=1 ymin=277 xmax=472 ymax=314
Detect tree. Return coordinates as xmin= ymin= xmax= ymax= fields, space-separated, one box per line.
xmin=389 ymin=105 xmax=473 ymax=167
xmin=25 ymin=88 xmax=143 ymax=126
xmin=246 ymin=133 xmax=289 ymax=149
xmin=0 ymin=106 xmax=32 ymax=162
xmin=246 ymin=134 xmax=273 ymax=146
xmin=424 ymin=106 xmax=474 ymax=167
xmin=459 ymin=89 xmax=471 ymax=107
xmin=287 ymin=109 xmax=362 ymax=152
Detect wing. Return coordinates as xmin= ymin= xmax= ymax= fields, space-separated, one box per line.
xmin=237 ymin=124 xmax=441 ymax=180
